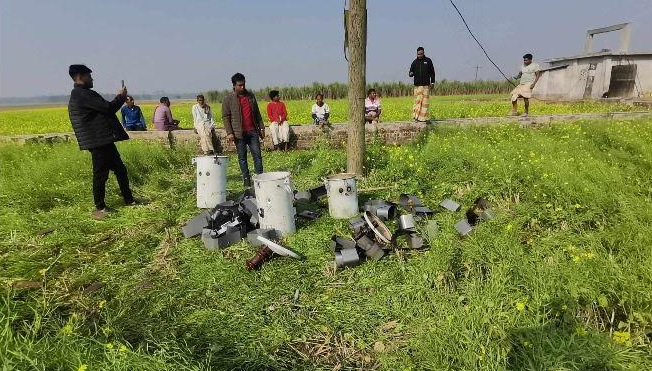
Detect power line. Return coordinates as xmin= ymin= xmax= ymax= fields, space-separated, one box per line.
xmin=448 ymin=0 xmax=515 ymax=87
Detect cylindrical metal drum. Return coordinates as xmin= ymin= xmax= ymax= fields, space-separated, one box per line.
xmin=253 ymin=172 xmax=296 ymax=237
xmin=192 ymin=155 xmax=229 ymax=208
xmin=324 ymin=173 xmax=358 ymax=219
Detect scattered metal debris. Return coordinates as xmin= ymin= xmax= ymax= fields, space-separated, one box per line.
xmin=256 ymin=236 xmax=302 ymax=260
xmin=335 ymin=248 xmax=361 ymax=268
xmin=399 ymin=194 xmax=424 ymax=208
xmin=455 ymin=197 xmax=495 ymax=236
xmin=455 ymin=219 xmax=473 ymax=236
xmin=398 ymin=214 xmax=416 ymax=231
xmin=298 ymin=210 xmax=321 ymax=220
xmin=308 ymin=185 xmax=327 ymax=202
xmin=439 ymin=198 xmax=461 ymax=212
xmin=364 ymin=199 xmax=397 ymax=221
xmin=181 ymin=210 xmax=211 ymax=238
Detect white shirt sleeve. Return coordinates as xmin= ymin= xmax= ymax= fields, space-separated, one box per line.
xmin=192 ymin=105 xmax=203 ymax=130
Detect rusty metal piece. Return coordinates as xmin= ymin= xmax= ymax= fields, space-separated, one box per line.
xmin=363 ymin=211 xmax=392 ymax=244
xmin=246 ymin=245 xmax=274 ymax=270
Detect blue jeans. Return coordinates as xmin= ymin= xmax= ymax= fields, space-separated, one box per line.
xmin=235 ymin=131 xmax=263 ymax=183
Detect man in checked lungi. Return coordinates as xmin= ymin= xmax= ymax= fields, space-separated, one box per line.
xmin=510 ymin=53 xmax=541 ymax=117
xmin=409 ymin=46 xmax=436 ymax=123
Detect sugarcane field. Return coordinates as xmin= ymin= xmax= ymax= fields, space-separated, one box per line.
xmin=1 ymin=1 xmax=652 ymax=370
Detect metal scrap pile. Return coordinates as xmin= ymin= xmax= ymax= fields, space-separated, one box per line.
xmin=331 ymin=194 xmax=495 ymax=269
xmin=181 ymin=189 xmax=259 ymax=249
xmin=330 ymin=194 xmax=433 ymax=268
xmin=181 ymin=188 xmax=306 ymax=270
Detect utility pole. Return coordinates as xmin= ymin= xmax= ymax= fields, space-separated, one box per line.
xmin=346 ymin=0 xmax=367 ymax=176
xmin=474 ymin=65 xmax=482 ymax=80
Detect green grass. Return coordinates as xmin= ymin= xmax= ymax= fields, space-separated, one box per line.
xmin=1 ymin=118 xmax=652 ymax=370
xmin=0 ymin=94 xmax=639 ymax=136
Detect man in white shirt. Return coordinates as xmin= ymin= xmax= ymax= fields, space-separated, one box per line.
xmin=311 ymin=93 xmax=331 ymax=131
xmin=510 ymin=53 xmax=541 ymax=117
xmin=192 ymin=94 xmax=219 ymax=154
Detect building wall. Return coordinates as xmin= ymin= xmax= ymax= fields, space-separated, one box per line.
xmin=534 ymin=55 xmax=652 ymax=100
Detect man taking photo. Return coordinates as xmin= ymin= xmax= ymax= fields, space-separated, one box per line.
xmin=67 ymin=64 xmax=137 ymax=220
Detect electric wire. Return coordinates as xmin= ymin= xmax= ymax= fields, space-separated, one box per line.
xmin=448 ymin=0 xmax=516 ymax=87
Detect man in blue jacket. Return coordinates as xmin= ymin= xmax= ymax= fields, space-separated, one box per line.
xmin=120 ymin=95 xmax=147 ymax=131
xmin=67 ymin=64 xmax=136 ymax=220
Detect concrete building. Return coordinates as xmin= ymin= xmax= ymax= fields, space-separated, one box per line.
xmin=533 ymin=23 xmax=652 ymax=100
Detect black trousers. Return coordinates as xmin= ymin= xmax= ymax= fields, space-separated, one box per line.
xmin=89 ymin=143 xmax=133 ymax=209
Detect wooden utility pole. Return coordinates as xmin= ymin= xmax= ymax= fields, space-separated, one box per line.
xmin=346 ymin=0 xmax=367 ymax=176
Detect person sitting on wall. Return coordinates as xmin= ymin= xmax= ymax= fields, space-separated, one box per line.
xmin=510 ymin=53 xmax=541 ymax=117
xmin=266 ymin=90 xmax=290 ymax=151
xmin=364 ymin=88 xmax=382 ymax=124
xmin=153 ymin=96 xmax=180 ymax=131
xmin=192 ymin=94 xmax=220 ymax=155
xmin=311 ymin=93 xmax=331 ymax=131
xmin=120 ymin=95 xmax=147 ymax=131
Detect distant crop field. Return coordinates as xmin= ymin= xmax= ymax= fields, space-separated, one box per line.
xmin=0 ymin=94 xmax=638 ymax=136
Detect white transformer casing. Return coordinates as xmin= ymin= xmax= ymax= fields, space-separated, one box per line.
xmin=324 ymin=173 xmax=359 ymax=219
xmin=192 ymin=155 xmax=229 ymax=208
xmin=253 ymin=172 xmax=296 ymax=237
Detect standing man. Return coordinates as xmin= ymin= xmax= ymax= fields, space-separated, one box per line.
xmin=409 ymin=46 xmax=436 ymax=123
xmin=510 ymin=53 xmax=541 ymax=117
xmin=222 ymin=73 xmax=265 ymax=187
xmin=192 ymin=94 xmax=220 ymax=155
xmin=153 ymin=97 xmax=180 ymax=131
xmin=67 ymin=64 xmax=136 ymax=220
xmin=120 ymin=95 xmax=147 ymax=131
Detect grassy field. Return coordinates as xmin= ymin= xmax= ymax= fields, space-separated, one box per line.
xmin=0 ymin=94 xmax=639 ymax=136
xmin=1 ymin=118 xmax=651 ymax=370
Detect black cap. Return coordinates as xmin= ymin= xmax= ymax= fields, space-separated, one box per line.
xmin=69 ymin=64 xmax=92 ymax=78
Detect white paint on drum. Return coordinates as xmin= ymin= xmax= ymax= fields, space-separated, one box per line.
xmin=253 ymin=171 xmax=296 ymax=237
xmin=192 ymin=155 xmax=229 ymax=208
xmin=325 ymin=173 xmax=358 ymax=219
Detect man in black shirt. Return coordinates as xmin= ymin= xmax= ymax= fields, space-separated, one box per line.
xmin=409 ymin=46 xmax=436 ymax=122
xmin=67 ymin=64 xmax=136 ymax=220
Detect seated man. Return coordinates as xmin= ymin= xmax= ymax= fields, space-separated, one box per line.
xmin=364 ymin=88 xmax=382 ymax=124
xmin=510 ymin=53 xmax=541 ymax=117
xmin=120 ymin=95 xmax=146 ymax=131
xmin=153 ymin=96 xmax=180 ymax=131
xmin=266 ymin=90 xmax=290 ymax=151
xmin=192 ymin=94 xmax=220 ymax=155
xmin=311 ymin=93 xmax=331 ymax=131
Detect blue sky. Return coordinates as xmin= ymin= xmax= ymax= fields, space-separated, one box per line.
xmin=1 ymin=0 xmax=651 ymax=98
